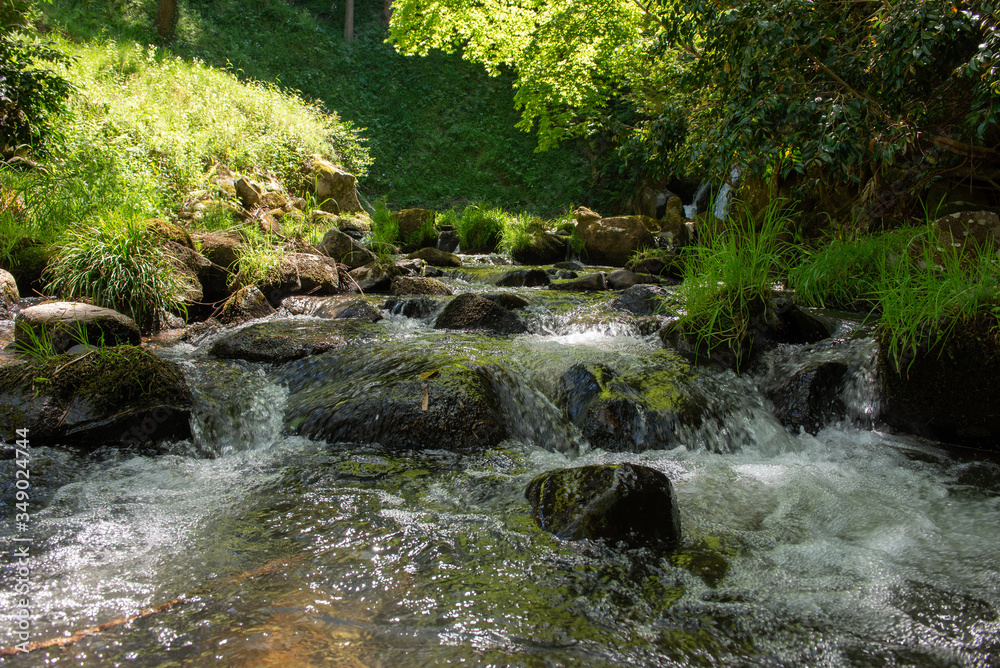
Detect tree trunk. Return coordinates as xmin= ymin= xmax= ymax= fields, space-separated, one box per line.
xmin=156 ymin=0 xmax=176 ymax=39
xmin=344 ymin=0 xmax=354 ymax=43
xmin=384 ymin=0 xmax=393 ymax=25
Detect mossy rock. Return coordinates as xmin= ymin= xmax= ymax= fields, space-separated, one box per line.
xmin=510 ymin=232 xmax=567 ymax=265
xmin=2 ymin=239 xmax=51 ymax=295
xmin=280 ymin=347 xmax=506 ymax=451
xmin=525 ymin=463 xmax=681 ymax=547
xmin=0 ymin=268 xmax=18 ymax=312
xmin=15 ymin=302 xmax=141 ymax=353
xmin=391 ymin=276 xmax=452 ymax=296
xmin=217 ymin=285 xmax=275 ymax=325
xmin=210 ymin=319 xmax=384 ymax=364
xmin=392 ymin=208 xmax=437 ymax=250
xmin=0 ymin=346 xmax=192 ymax=447
xmin=146 ymin=218 xmax=194 ymax=249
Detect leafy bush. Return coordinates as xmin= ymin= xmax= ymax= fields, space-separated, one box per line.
xmin=45 ymin=213 xmax=188 ymax=331
xmin=677 ymin=199 xmax=793 ymax=368
xmin=0 ymin=1 xmax=74 ymax=155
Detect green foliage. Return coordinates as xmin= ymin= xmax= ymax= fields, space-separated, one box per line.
xmin=40 ymin=0 xmax=589 ymax=212
xmin=13 ymin=317 xmax=101 ymax=361
xmin=232 ymin=227 xmax=285 ymax=288
xmin=878 ymin=230 xmax=1000 ymax=368
xmin=0 ymin=0 xmax=74 ymax=155
xmin=790 ymin=228 xmax=916 ymax=312
xmin=370 ymin=200 xmax=400 ymax=249
xmin=678 ymin=199 xmax=793 ymax=368
xmin=456 ymin=205 xmax=505 ymax=253
xmin=44 ymin=213 xmax=188 ymax=331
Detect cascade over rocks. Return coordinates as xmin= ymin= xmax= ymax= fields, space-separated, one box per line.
xmin=383 ymin=296 xmax=438 ymax=319
xmin=878 ymin=316 xmax=1000 ymax=447
xmin=767 ymin=360 xmax=848 ymax=435
xmin=210 ymin=319 xmax=384 ymax=364
xmin=15 ymin=302 xmax=141 ymax=353
xmin=433 ymin=293 xmax=527 ymax=335
xmin=0 ymin=346 xmax=192 ymax=447
xmin=576 ymin=215 xmax=658 ymax=266
xmin=303 ymin=157 xmax=362 ymax=213
xmin=318 ymin=227 xmax=376 ymax=268
xmin=525 ymin=463 xmax=682 ymax=547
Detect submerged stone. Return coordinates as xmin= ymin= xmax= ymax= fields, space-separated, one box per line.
xmin=611 ymin=284 xmax=668 ymax=316
xmin=0 ymin=346 xmax=192 ymax=447
xmin=525 ymin=463 xmax=681 ymax=547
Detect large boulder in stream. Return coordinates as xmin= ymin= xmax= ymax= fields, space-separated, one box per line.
xmin=391 ymin=276 xmax=452 ymax=296
xmin=434 ymin=294 xmax=527 ymax=335
xmin=280 ymin=352 xmax=506 ymax=451
xmin=15 ymin=302 xmax=141 ymax=353
xmin=318 ymin=228 xmax=376 ymax=268
xmin=407 ymin=247 xmax=462 ymax=268
xmin=255 ymin=252 xmax=343 ymax=304
xmin=217 ymin=285 xmax=276 ymax=325
xmin=210 ymin=319 xmax=383 ymax=364
xmin=576 ymin=215 xmax=658 ymax=266
xmin=303 ymin=157 xmax=362 ymax=213
xmin=878 ymin=316 xmax=1000 ymax=447
xmin=525 ymin=463 xmax=682 ymax=547
xmin=0 ymin=346 xmax=192 ymax=447
xmin=511 ymin=232 xmax=567 ymax=265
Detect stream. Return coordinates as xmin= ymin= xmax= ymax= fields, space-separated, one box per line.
xmin=2 ymin=257 xmax=999 ymax=667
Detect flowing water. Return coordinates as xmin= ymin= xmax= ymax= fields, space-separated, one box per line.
xmin=2 ymin=264 xmax=999 ymax=667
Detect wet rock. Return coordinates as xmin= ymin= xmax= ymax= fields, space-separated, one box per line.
xmin=210 ymin=319 xmax=382 ymax=364
xmin=607 ymin=268 xmax=641 ymax=290
xmin=0 ymin=346 xmax=192 ymax=447
xmin=550 ymin=272 xmax=608 ymax=292
xmin=315 ymin=298 xmax=383 ymax=322
xmin=555 ymin=270 xmax=578 ymax=280
xmin=1 ymin=268 xmax=18 ymax=313
xmin=434 ymin=294 xmax=527 ymax=335
xmin=494 ymin=268 xmax=551 ymax=288
xmin=318 ymin=228 xmax=376 ymax=268
xmin=437 ymin=229 xmax=460 ymax=253
xmin=627 ymin=251 xmax=683 ymax=281
xmin=217 ymin=285 xmax=275 ymax=325
xmin=878 ymin=316 xmax=1000 ymax=447
xmin=395 ymin=258 xmax=427 ymax=275
xmin=348 ymin=264 xmax=394 ymax=293
xmin=555 ymin=360 xmax=688 ymax=452
xmin=511 ymin=232 xmax=567 ymax=265
xmin=407 ymin=247 xmax=462 ymax=267
xmin=303 ymin=157 xmax=362 ymax=213
xmin=611 ymin=284 xmax=669 ymax=316
xmin=146 ymin=218 xmax=194 ymax=249
xmin=767 ymin=361 xmax=847 ymax=434
xmin=382 ymin=296 xmax=438 ymax=319
xmin=281 ymin=353 xmax=505 ymax=451
xmin=391 ymin=276 xmax=453 ymax=296
xmin=482 ymin=293 xmax=530 ymax=310
xmin=525 ymin=463 xmax=681 ymax=547
xmin=576 ymin=215 xmax=658 ymax=266
xmin=15 ymin=302 xmax=141 ymax=353
xmin=553 ymin=261 xmax=583 ymax=271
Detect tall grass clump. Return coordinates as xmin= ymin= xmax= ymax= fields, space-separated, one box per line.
xmin=877 ymin=228 xmax=1000 ymax=369
xmin=233 ymin=227 xmax=286 ymax=288
xmin=45 ymin=212 xmax=188 ymax=331
xmin=677 ymin=199 xmax=793 ymax=368
xmin=499 ymin=211 xmax=544 ymax=255
xmin=456 ymin=205 xmax=505 ymax=252
xmin=790 ymin=228 xmax=916 ymax=311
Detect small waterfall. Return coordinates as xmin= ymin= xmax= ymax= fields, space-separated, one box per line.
xmin=683 ymin=181 xmax=711 ymax=219
xmin=186 ymin=360 xmax=289 ymax=456
xmin=712 ymin=166 xmax=742 ymax=220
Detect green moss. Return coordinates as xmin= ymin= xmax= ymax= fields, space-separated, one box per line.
xmin=0 ymin=345 xmax=189 ymax=414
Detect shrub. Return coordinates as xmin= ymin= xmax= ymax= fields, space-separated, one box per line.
xmin=44 ymin=212 xmax=188 ymax=331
